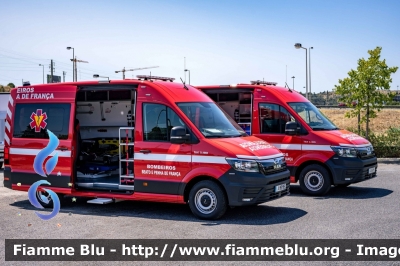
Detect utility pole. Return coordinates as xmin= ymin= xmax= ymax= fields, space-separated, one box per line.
xmin=115 ymin=66 xmax=159 ymax=79
xmin=71 ymin=57 xmax=88 ymax=81
xmin=326 ymin=90 xmax=328 ymax=105
xmin=63 ymin=71 xmax=66 ymax=82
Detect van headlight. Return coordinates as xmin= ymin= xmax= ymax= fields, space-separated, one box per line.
xmin=331 ymin=146 xmax=357 ymax=158
xmin=226 ymin=158 xmax=260 ymax=173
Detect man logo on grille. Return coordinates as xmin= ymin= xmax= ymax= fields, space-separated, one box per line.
xmin=274 ymin=159 xmax=282 ymax=169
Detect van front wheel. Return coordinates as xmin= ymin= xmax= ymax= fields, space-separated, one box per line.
xmin=188 ymin=180 xmax=227 ymax=220
xmin=299 ymin=164 xmax=331 ymax=196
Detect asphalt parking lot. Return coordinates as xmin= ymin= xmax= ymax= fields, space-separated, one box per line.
xmin=1 ymin=163 xmax=399 ymax=265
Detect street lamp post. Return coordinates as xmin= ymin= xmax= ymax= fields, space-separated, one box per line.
xmin=39 ymin=64 xmax=44 ymax=83
xmin=291 ymin=76 xmax=295 ymax=90
xmin=66 ymin=47 xmax=75 ymax=81
xmin=185 ymin=69 xmax=190 ymax=85
xmin=309 ymin=47 xmax=313 ymax=96
xmin=295 ymin=43 xmax=308 ymax=100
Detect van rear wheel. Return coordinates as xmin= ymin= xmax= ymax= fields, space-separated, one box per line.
xmin=36 ymin=190 xmax=54 ymax=208
xmin=35 ymin=191 xmax=65 ymax=208
xmin=299 ymin=164 xmax=331 ymax=196
xmin=188 ymin=180 xmax=227 ymax=220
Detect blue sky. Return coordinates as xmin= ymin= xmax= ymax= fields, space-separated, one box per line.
xmin=0 ymin=0 xmax=399 ymax=93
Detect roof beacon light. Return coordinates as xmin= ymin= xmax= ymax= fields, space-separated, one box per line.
xmin=137 ymin=75 xmax=175 ymax=82
xmin=250 ymin=80 xmax=278 ymax=86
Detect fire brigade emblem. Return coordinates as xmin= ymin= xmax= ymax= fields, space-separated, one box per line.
xmin=30 ymin=109 xmax=48 ymax=132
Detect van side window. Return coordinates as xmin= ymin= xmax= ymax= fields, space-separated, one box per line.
xmin=259 ymin=103 xmax=295 ymax=134
xmin=143 ymin=103 xmax=187 ymax=141
xmin=13 ymin=103 xmax=71 ymax=140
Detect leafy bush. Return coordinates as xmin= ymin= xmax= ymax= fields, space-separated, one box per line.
xmin=346 ymin=127 xmax=400 ymax=158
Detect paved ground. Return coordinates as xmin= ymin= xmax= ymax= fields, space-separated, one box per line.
xmin=0 ymin=163 xmax=399 ymax=266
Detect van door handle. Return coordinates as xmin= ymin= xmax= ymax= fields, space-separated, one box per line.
xmin=58 ymin=146 xmax=69 ymax=151
xmin=139 ymin=149 xmax=151 ymax=154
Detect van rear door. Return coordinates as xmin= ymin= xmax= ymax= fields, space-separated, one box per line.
xmin=9 ymin=85 xmax=76 ymax=192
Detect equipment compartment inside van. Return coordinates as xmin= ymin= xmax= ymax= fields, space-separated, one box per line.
xmin=74 ymin=86 xmax=136 ymax=192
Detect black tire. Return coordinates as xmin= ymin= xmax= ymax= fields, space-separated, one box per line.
xmin=0 ymin=162 xmax=3 ymax=169
xmin=188 ymin=180 xmax=227 ymax=220
xmin=336 ymin=184 xmax=351 ymax=188
xmin=36 ymin=190 xmax=54 ymax=208
xmin=299 ymin=164 xmax=331 ymax=196
xmin=36 ymin=192 xmax=65 ymax=208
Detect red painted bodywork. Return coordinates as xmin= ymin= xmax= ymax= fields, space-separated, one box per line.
xmin=196 ymin=84 xmax=372 ymax=182
xmin=5 ymin=80 xmax=283 ymax=204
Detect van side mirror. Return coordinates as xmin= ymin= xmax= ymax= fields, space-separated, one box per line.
xmin=285 ymin=122 xmax=298 ymax=135
xmin=170 ymin=126 xmax=189 ymax=144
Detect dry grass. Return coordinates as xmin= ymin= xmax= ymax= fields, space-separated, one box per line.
xmin=320 ymin=108 xmax=400 ymax=135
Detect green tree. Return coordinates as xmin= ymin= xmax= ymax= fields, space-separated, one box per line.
xmin=334 ymin=47 xmax=398 ymax=139
xmin=7 ymin=82 xmax=15 ymax=88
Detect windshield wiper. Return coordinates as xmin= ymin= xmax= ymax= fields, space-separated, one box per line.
xmin=312 ymin=127 xmax=337 ymax=131
xmin=205 ymin=135 xmax=228 ymax=138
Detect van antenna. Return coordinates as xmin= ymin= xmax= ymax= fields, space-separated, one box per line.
xmin=180 ymin=77 xmax=189 ymax=90
xmin=285 ymin=82 xmax=293 ymax=93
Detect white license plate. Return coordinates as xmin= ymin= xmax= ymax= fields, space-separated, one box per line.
xmin=275 ymin=183 xmax=286 ymax=193
xmin=368 ymin=167 xmax=375 ymax=174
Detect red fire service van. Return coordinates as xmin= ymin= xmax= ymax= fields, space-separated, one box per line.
xmin=3 ymin=76 xmax=290 ymax=219
xmin=197 ymin=80 xmax=378 ymax=196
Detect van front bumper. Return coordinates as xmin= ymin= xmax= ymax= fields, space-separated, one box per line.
xmin=326 ymin=156 xmax=378 ymax=185
xmin=218 ymin=169 xmax=290 ymax=207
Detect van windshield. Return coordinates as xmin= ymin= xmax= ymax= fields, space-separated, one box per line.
xmin=288 ymin=102 xmax=338 ymax=130
xmin=177 ymin=102 xmax=247 ymax=138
